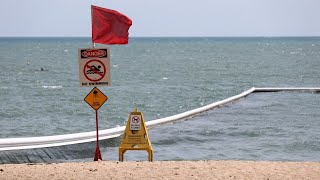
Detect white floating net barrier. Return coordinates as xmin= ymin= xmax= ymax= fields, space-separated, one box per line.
xmin=1 ymin=87 xmax=319 ymax=152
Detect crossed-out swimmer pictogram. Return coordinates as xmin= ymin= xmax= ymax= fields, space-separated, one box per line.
xmin=83 ymin=59 xmax=106 ymax=82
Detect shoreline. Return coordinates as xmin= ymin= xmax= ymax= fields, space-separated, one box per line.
xmin=0 ymin=160 xmax=319 ymax=180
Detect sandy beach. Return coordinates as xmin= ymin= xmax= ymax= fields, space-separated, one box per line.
xmin=0 ymin=160 xmax=319 ymax=180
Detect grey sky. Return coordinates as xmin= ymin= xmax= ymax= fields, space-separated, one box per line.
xmin=1 ymin=0 xmax=319 ymax=37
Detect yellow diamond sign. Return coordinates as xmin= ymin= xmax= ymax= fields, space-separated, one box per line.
xmin=84 ymin=87 xmax=108 ymax=110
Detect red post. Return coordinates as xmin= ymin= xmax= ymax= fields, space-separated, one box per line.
xmin=94 ymin=110 xmax=102 ymax=161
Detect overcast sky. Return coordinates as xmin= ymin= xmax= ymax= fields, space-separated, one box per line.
xmin=0 ymin=0 xmax=319 ymax=37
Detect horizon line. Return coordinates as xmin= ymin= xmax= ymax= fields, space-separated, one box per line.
xmin=1 ymin=36 xmax=320 ymax=38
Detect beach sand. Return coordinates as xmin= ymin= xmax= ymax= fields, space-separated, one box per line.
xmin=0 ymin=160 xmax=319 ymax=180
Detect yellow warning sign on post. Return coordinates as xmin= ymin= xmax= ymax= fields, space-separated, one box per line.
xmin=84 ymin=87 xmax=108 ymax=110
xmin=119 ymin=108 xmax=153 ymax=162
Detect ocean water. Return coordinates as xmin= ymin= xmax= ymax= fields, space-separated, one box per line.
xmin=0 ymin=37 xmax=319 ymax=161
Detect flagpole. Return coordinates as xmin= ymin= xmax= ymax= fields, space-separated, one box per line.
xmin=91 ymin=5 xmax=95 ymax=49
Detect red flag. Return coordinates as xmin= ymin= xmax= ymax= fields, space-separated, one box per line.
xmin=91 ymin=5 xmax=132 ymax=45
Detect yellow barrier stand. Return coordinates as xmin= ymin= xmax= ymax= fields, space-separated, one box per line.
xmin=119 ymin=108 xmax=153 ymax=162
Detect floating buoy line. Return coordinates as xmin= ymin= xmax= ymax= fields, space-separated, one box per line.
xmin=0 ymin=87 xmax=319 ymax=151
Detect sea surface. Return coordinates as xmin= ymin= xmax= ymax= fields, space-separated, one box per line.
xmin=0 ymin=37 xmax=319 ymax=161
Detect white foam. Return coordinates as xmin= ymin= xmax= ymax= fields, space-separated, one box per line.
xmin=290 ymin=51 xmax=299 ymax=55
xmin=42 ymin=85 xmax=63 ymax=89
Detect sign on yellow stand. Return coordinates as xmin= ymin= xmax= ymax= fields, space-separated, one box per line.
xmin=119 ymin=108 xmax=153 ymax=162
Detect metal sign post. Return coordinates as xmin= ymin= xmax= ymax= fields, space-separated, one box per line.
xmin=79 ymin=47 xmax=110 ymax=161
xmin=94 ymin=110 xmax=102 ymax=161
xmin=84 ymin=87 xmax=108 ymax=161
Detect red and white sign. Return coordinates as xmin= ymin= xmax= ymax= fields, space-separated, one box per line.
xmin=78 ymin=48 xmax=111 ymax=86
xmin=130 ymin=115 xmax=141 ymax=130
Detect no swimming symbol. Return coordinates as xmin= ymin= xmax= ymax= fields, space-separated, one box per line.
xmin=84 ymin=59 xmax=106 ymax=82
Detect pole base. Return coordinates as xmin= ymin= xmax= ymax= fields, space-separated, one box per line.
xmin=94 ymin=147 xmax=102 ymax=161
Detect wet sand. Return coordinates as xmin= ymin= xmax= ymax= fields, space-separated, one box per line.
xmin=0 ymin=160 xmax=319 ymax=180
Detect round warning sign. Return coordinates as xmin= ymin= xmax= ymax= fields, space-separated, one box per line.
xmin=130 ymin=115 xmax=141 ymax=130
xmin=83 ymin=59 xmax=106 ymax=82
